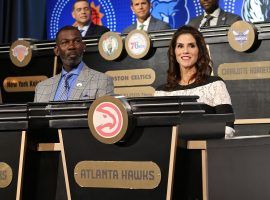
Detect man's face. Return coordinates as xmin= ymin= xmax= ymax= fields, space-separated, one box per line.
xmin=54 ymin=29 xmax=86 ymax=71
xmin=131 ymin=0 xmax=151 ymax=22
xmin=199 ymin=0 xmax=219 ymax=14
xmin=72 ymin=1 xmax=91 ymax=26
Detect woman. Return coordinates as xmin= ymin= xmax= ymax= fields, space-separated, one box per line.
xmin=154 ymin=25 xmax=234 ymax=137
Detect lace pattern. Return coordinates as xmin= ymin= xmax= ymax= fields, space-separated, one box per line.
xmin=154 ymin=80 xmax=232 ymax=107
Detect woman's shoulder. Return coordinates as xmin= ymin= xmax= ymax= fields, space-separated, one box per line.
xmin=205 ymin=75 xmax=224 ymax=84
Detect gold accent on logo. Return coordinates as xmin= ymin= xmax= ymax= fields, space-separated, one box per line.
xmin=125 ymin=29 xmax=151 ymax=59
xmin=3 ymin=76 xmax=47 ymax=92
xmin=9 ymin=40 xmax=32 ymax=67
xmin=218 ymin=61 xmax=270 ymax=80
xmin=88 ymin=96 xmax=129 ymax=144
xmin=106 ymin=68 xmax=156 ymax=87
xmin=228 ymin=21 xmax=257 ymax=52
xmin=115 ymin=86 xmax=155 ymax=97
xmin=98 ymin=32 xmax=123 ymax=61
xmin=74 ymin=161 xmax=161 ymax=189
xmin=0 ymin=162 xmax=12 ymax=188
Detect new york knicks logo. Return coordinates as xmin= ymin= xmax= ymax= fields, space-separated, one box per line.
xmin=9 ymin=40 xmax=32 ymax=67
xmin=88 ymin=96 xmax=128 ymax=144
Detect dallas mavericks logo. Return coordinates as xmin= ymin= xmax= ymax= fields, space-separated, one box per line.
xmin=242 ymin=0 xmax=270 ymax=22
xmin=151 ymin=0 xmax=189 ymax=28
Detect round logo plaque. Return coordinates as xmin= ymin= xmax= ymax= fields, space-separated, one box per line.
xmin=9 ymin=40 xmax=32 ymax=67
xmin=228 ymin=21 xmax=257 ymax=52
xmin=98 ymin=32 xmax=123 ymax=61
xmin=88 ymin=96 xmax=129 ymax=144
xmin=125 ymin=29 xmax=151 ymax=59
xmin=0 ymin=162 xmax=12 ymax=188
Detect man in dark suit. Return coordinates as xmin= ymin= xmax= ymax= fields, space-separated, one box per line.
xmin=123 ymin=0 xmax=171 ymax=33
xmin=188 ymin=0 xmax=242 ymax=29
xmin=72 ymin=0 xmax=109 ymax=37
xmin=34 ymin=26 xmax=114 ymax=102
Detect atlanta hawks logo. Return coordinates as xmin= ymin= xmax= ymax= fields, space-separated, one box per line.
xmin=9 ymin=40 xmax=32 ymax=67
xmin=88 ymin=96 xmax=128 ymax=144
xmin=93 ymin=102 xmax=123 ymax=138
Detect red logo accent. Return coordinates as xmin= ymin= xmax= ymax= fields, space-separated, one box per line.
xmin=93 ymin=102 xmax=123 ymax=138
xmin=12 ymin=45 xmax=29 ymax=62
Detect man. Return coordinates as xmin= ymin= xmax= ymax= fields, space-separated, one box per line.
xmin=72 ymin=0 xmax=109 ymax=37
xmin=34 ymin=26 xmax=114 ymax=102
xmin=123 ymin=0 xmax=171 ymax=33
xmin=188 ymin=0 xmax=242 ymax=29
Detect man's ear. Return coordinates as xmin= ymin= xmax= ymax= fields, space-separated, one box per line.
xmin=72 ymin=11 xmax=75 ymax=20
xmin=82 ymin=42 xmax=86 ymax=52
xmin=131 ymin=5 xmax=134 ymax=13
xmin=54 ymin=46 xmax=59 ymax=56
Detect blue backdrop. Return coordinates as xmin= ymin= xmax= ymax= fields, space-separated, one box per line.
xmin=46 ymin=0 xmax=270 ymax=39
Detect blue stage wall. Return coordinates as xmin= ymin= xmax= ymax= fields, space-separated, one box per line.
xmin=46 ymin=0 xmax=270 ymax=39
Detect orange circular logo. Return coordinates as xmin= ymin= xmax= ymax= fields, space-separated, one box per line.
xmin=88 ymin=96 xmax=129 ymax=144
xmin=9 ymin=40 xmax=32 ymax=67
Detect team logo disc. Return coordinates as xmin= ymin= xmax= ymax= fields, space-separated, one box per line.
xmin=88 ymin=96 xmax=128 ymax=144
xmin=9 ymin=40 xmax=32 ymax=67
xmin=0 ymin=162 xmax=12 ymax=188
xmin=125 ymin=29 xmax=151 ymax=59
xmin=98 ymin=32 xmax=123 ymax=61
xmin=228 ymin=21 xmax=257 ymax=52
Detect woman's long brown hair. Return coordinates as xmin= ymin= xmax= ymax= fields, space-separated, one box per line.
xmin=165 ymin=25 xmax=212 ymax=91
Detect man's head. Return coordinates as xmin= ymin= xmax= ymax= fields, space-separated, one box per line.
xmin=131 ymin=0 xmax=151 ymax=23
xmin=55 ymin=26 xmax=86 ymax=72
xmin=199 ymin=0 xmax=219 ymax=14
xmin=72 ymin=0 xmax=91 ymax=27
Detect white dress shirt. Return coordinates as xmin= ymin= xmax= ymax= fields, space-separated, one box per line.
xmin=199 ymin=8 xmax=221 ymax=28
xmin=136 ymin=16 xmax=151 ymax=31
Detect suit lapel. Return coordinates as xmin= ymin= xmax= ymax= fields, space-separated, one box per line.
xmin=148 ymin=17 xmax=156 ymax=32
xmin=217 ymin=9 xmax=227 ymax=25
xmin=49 ymin=74 xmax=61 ymax=101
xmin=69 ymin=64 xmax=94 ymax=100
xmin=86 ymin=23 xmax=95 ymax=36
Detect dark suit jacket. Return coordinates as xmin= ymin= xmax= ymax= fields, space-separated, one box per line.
xmin=122 ymin=16 xmax=171 ymax=34
xmin=85 ymin=23 xmax=110 ymax=37
xmin=188 ymin=9 xmax=242 ymax=29
xmin=34 ymin=63 xmax=114 ymax=102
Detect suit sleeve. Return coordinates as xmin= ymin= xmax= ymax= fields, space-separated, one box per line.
xmin=96 ymin=75 xmax=114 ymax=98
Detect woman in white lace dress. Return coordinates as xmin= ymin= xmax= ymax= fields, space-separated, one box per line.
xmin=154 ymin=25 xmax=235 ymax=137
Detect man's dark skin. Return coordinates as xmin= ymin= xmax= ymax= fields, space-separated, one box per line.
xmin=199 ymin=0 xmax=219 ymax=14
xmin=54 ymin=29 xmax=86 ymax=72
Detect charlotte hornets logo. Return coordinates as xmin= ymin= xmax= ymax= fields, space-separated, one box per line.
xmin=242 ymin=0 xmax=270 ymax=22
xmin=151 ymin=0 xmax=189 ymax=28
xmin=233 ymin=30 xmax=249 ymax=46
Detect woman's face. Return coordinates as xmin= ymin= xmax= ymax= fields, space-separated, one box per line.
xmin=175 ymin=33 xmax=199 ymax=70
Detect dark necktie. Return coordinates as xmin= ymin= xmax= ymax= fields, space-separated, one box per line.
xmin=57 ymin=73 xmax=73 ymax=101
xmin=139 ymin=24 xmax=145 ymax=30
xmin=79 ymin=29 xmax=84 ymax=36
xmin=202 ymin=15 xmax=214 ymax=27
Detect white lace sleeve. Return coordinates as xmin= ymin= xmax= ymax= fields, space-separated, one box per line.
xmin=211 ymin=81 xmax=232 ymax=106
